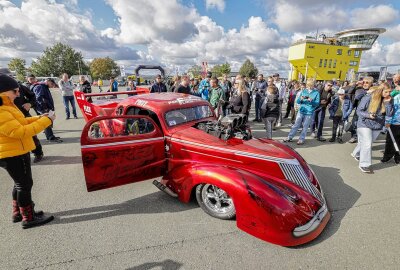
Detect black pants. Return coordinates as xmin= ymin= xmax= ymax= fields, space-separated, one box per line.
xmin=25 ymin=112 xmax=43 ymax=156
xmin=0 ymin=153 xmax=33 ymax=207
xmin=284 ymin=102 xmax=293 ymax=118
xmin=332 ymin=116 xmax=344 ymax=139
xmin=350 ymin=113 xmax=359 ymax=138
xmin=32 ymin=135 xmax=43 ymax=156
xmin=254 ymin=98 xmax=261 ymax=120
xmin=383 ymin=125 xmax=400 ymax=160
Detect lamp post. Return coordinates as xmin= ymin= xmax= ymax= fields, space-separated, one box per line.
xmin=76 ymin=60 xmax=82 ymax=75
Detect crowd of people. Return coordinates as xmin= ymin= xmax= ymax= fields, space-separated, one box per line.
xmin=148 ymin=71 xmax=400 ymax=174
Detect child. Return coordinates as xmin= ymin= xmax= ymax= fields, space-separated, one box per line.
xmin=260 ymin=86 xmax=280 ymax=139
xmin=328 ymin=89 xmax=353 ymax=143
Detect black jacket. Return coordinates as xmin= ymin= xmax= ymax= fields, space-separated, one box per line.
xmin=175 ymin=84 xmax=191 ymax=94
xmin=14 ymin=83 xmax=36 ymax=117
xmin=79 ymin=80 xmax=92 ymax=94
xmin=260 ymin=93 xmax=280 ymax=118
xmin=150 ymin=82 xmax=167 ymax=93
xmin=229 ymin=92 xmax=251 ymax=115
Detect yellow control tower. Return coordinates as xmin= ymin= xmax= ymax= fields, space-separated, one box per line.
xmin=288 ymin=28 xmax=385 ymax=81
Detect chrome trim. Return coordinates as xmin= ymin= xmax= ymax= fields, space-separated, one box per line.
xmin=293 ymin=203 xmax=328 ymax=237
xmin=279 ymin=163 xmax=324 ymax=203
xmin=81 ymin=137 xmax=164 ymax=149
xmin=171 ymin=138 xmax=297 ymax=164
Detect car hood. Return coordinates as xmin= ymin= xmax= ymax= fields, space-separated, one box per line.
xmin=171 ymin=127 xmax=297 ymax=164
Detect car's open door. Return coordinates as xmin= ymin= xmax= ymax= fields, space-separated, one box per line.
xmin=80 ymin=115 xmax=165 ymax=192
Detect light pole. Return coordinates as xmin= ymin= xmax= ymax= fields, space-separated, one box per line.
xmin=76 ymin=60 xmax=82 ymax=75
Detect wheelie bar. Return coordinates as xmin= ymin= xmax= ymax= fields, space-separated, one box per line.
xmin=152 ymin=180 xmax=178 ymax=197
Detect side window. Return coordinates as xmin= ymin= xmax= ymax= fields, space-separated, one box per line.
xmin=88 ymin=117 xmax=155 ymax=139
xmin=125 ymin=106 xmax=162 ymax=129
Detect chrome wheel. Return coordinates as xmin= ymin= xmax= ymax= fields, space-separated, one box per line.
xmin=196 ymin=184 xmax=235 ymax=219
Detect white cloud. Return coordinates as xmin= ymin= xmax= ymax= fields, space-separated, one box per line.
xmin=271 ymin=0 xmax=347 ymax=33
xmin=106 ymin=0 xmax=199 ymax=44
xmin=205 ymin=0 xmax=225 ymax=12
xmin=146 ymin=16 xmax=288 ymax=69
xmin=350 ymin=5 xmax=399 ymax=28
xmin=0 ymin=0 xmax=141 ymax=65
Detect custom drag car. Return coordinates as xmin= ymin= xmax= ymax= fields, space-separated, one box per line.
xmin=75 ymin=90 xmax=330 ymax=246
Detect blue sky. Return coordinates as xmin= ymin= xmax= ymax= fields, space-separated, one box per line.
xmin=2 ymin=0 xmax=400 ymax=73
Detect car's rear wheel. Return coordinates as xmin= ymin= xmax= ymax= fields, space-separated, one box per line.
xmin=196 ymin=184 xmax=236 ymax=220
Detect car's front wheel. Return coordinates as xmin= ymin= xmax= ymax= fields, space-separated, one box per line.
xmin=196 ymin=184 xmax=236 ymax=220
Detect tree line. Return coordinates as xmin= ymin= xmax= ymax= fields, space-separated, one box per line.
xmin=8 ymin=43 xmax=259 ymax=81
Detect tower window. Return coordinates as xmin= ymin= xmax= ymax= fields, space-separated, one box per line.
xmin=337 ymin=49 xmax=342 ymax=55
xmin=324 ymin=59 xmax=327 ymax=67
xmin=329 ymin=59 xmax=332 ymax=68
xmin=354 ymin=51 xmax=360 ymax=58
xmin=347 ymin=50 xmax=351 ymax=56
xmin=319 ymin=59 xmax=323 ymax=67
xmin=333 ymin=59 xmax=337 ymax=68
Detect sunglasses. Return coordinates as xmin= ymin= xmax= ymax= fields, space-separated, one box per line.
xmin=327 ymin=84 xmax=333 ymax=87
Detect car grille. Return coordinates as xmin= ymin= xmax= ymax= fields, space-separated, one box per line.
xmin=279 ymin=163 xmax=324 ymax=203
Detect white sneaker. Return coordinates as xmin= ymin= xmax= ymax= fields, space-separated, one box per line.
xmin=311 ymin=132 xmax=316 ymax=138
xmin=350 ymin=153 xmax=360 ymax=161
xmin=276 ymin=122 xmax=281 ymax=127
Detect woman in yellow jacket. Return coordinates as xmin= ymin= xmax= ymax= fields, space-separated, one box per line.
xmin=0 ymin=75 xmax=55 ymax=229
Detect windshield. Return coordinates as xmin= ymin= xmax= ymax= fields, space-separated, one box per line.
xmin=165 ymin=105 xmax=213 ymax=127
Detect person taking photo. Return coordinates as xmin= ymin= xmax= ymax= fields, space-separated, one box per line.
xmin=0 ymin=75 xmax=55 ymax=228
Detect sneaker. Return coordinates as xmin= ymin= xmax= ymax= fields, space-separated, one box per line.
xmin=252 ymin=118 xmax=259 ymax=122
xmin=311 ymin=132 xmax=316 ymax=138
xmin=380 ymin=157 xmax=392 ymax=163
xmin=33 ymin=155 xmax=44 ymax=163
xmin=359 ymin=166 xmax=373 ymax=174
xmin=317 ymin=137 xmax=326 ymax=142
xmin=283 ymin=138 xmax=293 ymax=142
xmin=329 ymin=137 xmax=335 ymax=142
xmin=66 ymin=117 xmax=70 ymax=120
xmin=48 ymin=137 xmax=63 ymax=143
xmin=74 ymin=116 xmax=78 ymax=119
xmin=297 ymin=140 xmax=304 ymax=145
xmin=337 ymin=138 xmax=344 ymax=144
xmin=351 ymin=153 xmax=360 ymax=161
xmin=395 ymin=157 xmax=400 ymax=164
xmin=348 ymin=137 xmax=357 ymax=143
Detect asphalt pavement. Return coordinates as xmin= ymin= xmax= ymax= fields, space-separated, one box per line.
xmin=0 ymin=89 xmax=399 ymax=270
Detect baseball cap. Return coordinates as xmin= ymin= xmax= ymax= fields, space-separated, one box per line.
xmin=337 ymin=89 xmax=345 ymax=95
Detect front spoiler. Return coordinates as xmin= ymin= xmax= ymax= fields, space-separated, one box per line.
xmin=293 ymin=203 xmax=329 ymax=238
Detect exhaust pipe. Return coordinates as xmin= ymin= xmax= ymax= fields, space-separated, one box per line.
xmin=152 ymin=180 xmax=178 ymax=197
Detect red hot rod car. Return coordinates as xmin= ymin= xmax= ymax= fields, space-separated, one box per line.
xmin=75 ymin=90 xmax=330 ymax=246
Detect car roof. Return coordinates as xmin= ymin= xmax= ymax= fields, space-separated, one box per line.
xmin=118 ymin=93 xmax=210 ymax=114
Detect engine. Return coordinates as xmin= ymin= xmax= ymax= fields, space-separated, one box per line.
xmin=195 ymin=114 xmax=252 ymax=141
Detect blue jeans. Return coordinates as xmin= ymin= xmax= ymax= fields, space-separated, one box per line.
xmin=63 ymin=96 xmax=77 ymax=118
xmin=288 ymin=113 xmax=313 ymax=141
xmin=311 ymin=107 xmax=326 ymax=138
